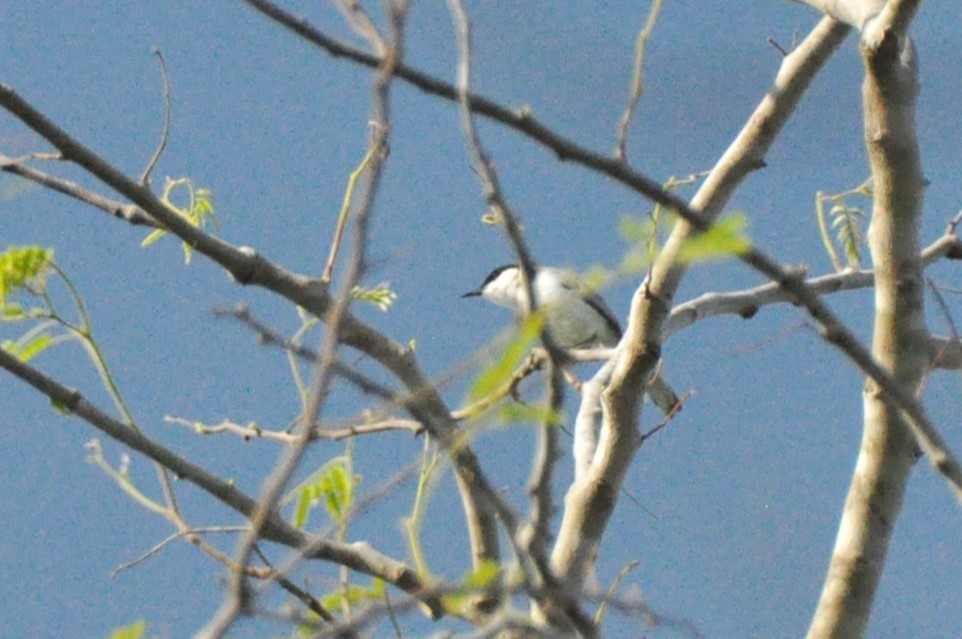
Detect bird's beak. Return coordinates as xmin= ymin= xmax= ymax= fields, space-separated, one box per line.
xmin=461 ymin=290 xmax=482 ymax=298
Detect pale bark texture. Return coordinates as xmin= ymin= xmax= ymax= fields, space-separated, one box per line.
xmin=549 ymin=15 xmax=851 ymax=598
xmin=807 ymin=4 xmax=927 ymax=638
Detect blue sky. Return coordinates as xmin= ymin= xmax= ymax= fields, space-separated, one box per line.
xmin=2 ymin=2 xmax=962 ymax=638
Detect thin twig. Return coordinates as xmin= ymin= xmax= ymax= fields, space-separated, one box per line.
xmin=445 ymin=3 xmax=595 ymax=634
xmin=111 ymin=526 xmax=249 ymax=577
xmin=165 ymin=414 xmax=423 ymax=442
xmin=200 ymin=5 xmax=404 ymax=636
xmin=333 ymin=0 xmax=387 ymax=56
xmin=767 ymin=36 xmax=790 ymax=57
xmin=212 ymin=303 xmax=398 ymax=399
xmin=322 ymin=140 xmax=381 ymax=283
xmin=593 ymin=559 xmax=639 ymax=624
xmin=139 ymin=47 xmax=172 ymax=186
xmin=614 ymin=0 xmax=665 ymax=160
xmin=0 ymin=347 xmax=438 ymax=608
xmin=253 ymin=546 xmax=338 ymax=625
xmin=0 ymin=155 xmax=157 ymax=226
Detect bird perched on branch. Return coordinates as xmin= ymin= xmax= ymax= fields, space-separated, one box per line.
xmin=462 ymin=264 xmax=622 ymax=349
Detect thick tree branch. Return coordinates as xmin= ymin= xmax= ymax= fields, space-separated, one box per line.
xmin=789 ymin=0 xmax=887 ymax=28
xmin=551 ymin=15 xmax=853 ymax=596
xmin=807 ymin=3 xmax=927 ymax=637
xmin=236 ymin=5 xmax=962 ymax=509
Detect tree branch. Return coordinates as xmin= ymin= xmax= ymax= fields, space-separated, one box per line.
xmin=200 ymin=8 xmax=404 ymax=635
xmin=789 ymin=0 xmax=887 ymax=29
xmin=0 ymin=155 xmax=156 ymax=226
xmin=0 ymin=81 xmax=505 ymax=611
xmin=445 ymin=1 xmax=582 ymax=630
xmin=0 ymin=346 xmax=441 ymax=615
xmin=807 ymin=2 xmax=927 ymax=637
xmin=551 ymin=15 xmax=853 ymax=597
xmin=139 ymin=47 xmax=172 ymax=186
xmin=665 ymin=232 xmax=960 ymax=339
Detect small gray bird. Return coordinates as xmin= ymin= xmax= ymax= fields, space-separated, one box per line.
xmin=462 ymin=264 xmax=622 ymax=349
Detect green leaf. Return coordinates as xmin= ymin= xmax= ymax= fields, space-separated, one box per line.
xmin=292 ymin=487 xmax=312 ymax=529
xmin=141 ymin=178 xmax=217 ymax=264
xmin=1 ymin=302 xmax=26 ymax=319
xmin=108 ymin=620 xmax=145 ymax=639
xmin=50 ymin=396 xmax=72 ymax=415
xmin=618 ymin=214 xmax=655 ymax=244
xmin=462 ymin=559 xmax=501 ymax=589
xmin=321 ymin=462 xmax=352 ymax=520
xmin=814 ymin=179 xmax=871 ymax=272
xmin=498 ymin=402 xmax=562 ymax=426
xmin=283 ymin=456 xmax=357 ymax=527
xmin=620 ymin=248 xmax=649 ymax=274
xmin=320 ymin=579 xmax=384 ymax=613
xmin=2 ymin=332 xmax=53 ymax=362
xmin=468 ymin=313 xmax=543 ymax=402
xmin=830 ymin=204 xmax=865 ymax=268
xmin=0 ymin=245 xmax=54 ymax=307
xmin=140 ymin=229 xmax=167 ymax=248
xmin=580 ymin=264 xmax=609 ymax=292
xmin=350 ymin=284 xmax=397 ymax=312
xmin=677 ymin=213 xmax=751 ymax=263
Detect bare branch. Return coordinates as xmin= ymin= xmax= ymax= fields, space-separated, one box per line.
xmin=254 ymin=546 xmax=338 ymax=625
xmin=445 ymin=0 xmax=565 ymax=607
xmin=0 ymin=82 xmax=508 ymax=599
xmin=930 ymin=337 xmax=962 ymax=370
xmin=212 ymin=303 xmax=399 ymax=400
xmin=139 ymin=46 xmax=172 ymax=186
xmin=0 ymin=155 xmax=157 ymax=226
xmin=165 ymin=414 xmax=424 ymax=443
xmin=664 ymin=232 xmax=960 ymax=342
xmin=552 ymin=15 xmax=854 ymax=598
xmin=0 ymin=347 xmax=439 ymax=612
xmin=201 ymin=8 xmax=402 ymax=636
xmin=322 ymin=140 xmax=380 ymax=283
xmin=807 ymin=3 xmax=928 ymax=636
xmin=614 ymin=0 xmax=665 ymax=160
xmin=332 ymin=0 xmax=387 ymax=56
xmin=111 ymin=526 xmax=249 ymax=578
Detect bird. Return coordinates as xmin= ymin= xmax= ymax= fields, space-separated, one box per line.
xmin=462 ymin=264 xmax=622 ymax=349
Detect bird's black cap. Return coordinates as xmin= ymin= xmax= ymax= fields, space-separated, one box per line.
xmin=461 ymin=264 xmax=517 ymax=298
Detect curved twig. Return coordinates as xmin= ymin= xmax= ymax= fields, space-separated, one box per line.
xmin=139 ymin=47 xmax=172 ymax=186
